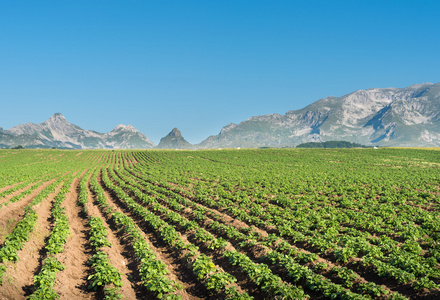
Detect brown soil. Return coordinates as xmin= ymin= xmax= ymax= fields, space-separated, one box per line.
xmin=53 ymin=176 xmax=95 ymax=299
xmin=85 ymin=177 xmax=138 ymax=299
xmin=127 ymin=173 xmax=402 ymax=298
xmin=0 ymin=182 xmax=34 ymax=204
xmin=0 ymin=180 xmax=55 ymax=244
xmin=0 ymin=182 xmax=62 ymax=300
xmin=2 ymin=151 xmax=438 ymax=300
xmin=0 ymin=183 xmax=21 ymax=194
xmin=110 ymin=170 xmax=259 ymax=298
xmin=97 ymin=171 xmax=206 ymax=299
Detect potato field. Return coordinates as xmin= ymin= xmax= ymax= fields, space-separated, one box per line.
xmin=0 ymin=148 xmax=439 ymax=300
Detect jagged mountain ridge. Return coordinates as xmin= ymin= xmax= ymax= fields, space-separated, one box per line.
xmin=157 ymin=128 xmax=193 ymax=149
xmin=197 ymin=82 xmax=440 ymax=148
xmin=0 ymin=113 xmax=155 ymax=149
xmin=2 ymin=82 xmax=440 ymax=149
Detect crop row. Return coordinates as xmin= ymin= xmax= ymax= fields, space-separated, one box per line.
xmin=128 ymin=151 xmax=440 ymax=297
xmin=101 ymin=167 xmax=256 ymax=299
xmin=108 ymin=166 xmax=309 ymax=299
xmin=115 ymin=165 xmax=395 ymax=300
xmin=76 ymin=169 xmax=124 ymax=300
xmin=0 ymin=177 xmax=64 ymax=284
xmin=28 ymin=178 xmax=73 ymax=299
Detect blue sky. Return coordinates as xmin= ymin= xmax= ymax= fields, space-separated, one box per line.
xmin=1 ymin=1 xmax=439 ymax=144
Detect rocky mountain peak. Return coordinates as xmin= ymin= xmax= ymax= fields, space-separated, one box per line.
xmin=1 ymin=113 xmax=155 ymax=149
xmin=112 ymin=124 xmax=138 ymax=133
xmin=45 ymin=113 xmax=69 ymax=125
xmin=220 ymin=123 xmax=237 ymax=136
xmin=50 ymin=112 xmax=66 ymax=119
xmin=42 ymin=113 xmax=83 ymax=137
xmin=157 ymin=128 xmax=192 ymax=149
xmin=2 ymin=82 xmax=440 ymax=149
xmin=169 ymin=128 xmax=182 ymax=137
xmin=405 ymin=82 xmax=433 ymax=90
xmin=197 ymin=82 xmax=440 ymax=148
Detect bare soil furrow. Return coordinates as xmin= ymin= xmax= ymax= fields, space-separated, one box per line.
xmin=85 ymin=178 xmax=138 ymax=299
xmin=110 ymin=170 xmax=260 ymax=299
xmin=0 ymin=182 xmax=34 ymax=204
xmin=0 ymin=183 xmax=62 ymax=300
xmin=53 ymin=176 xmax=95 ymax=299
xmin=97 ymin=171 xmax=207 ymax=300
xmin=124 ymin=172 xmax=402 ymax=298
xmin=0 ymin=182 xmax=21 ymax=194
xmin=0 ymin=180 xmax=55 ymax=244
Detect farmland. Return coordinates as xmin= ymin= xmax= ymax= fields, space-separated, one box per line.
xmin=0 ymin=148 xmax=439 ymax=300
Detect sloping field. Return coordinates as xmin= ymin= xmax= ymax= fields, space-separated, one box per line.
xmin=0 ymin=148 xmax=439 ymax=299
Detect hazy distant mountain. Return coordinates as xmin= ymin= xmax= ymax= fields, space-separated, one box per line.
xmin=0 ymin=113 xmax=155 ymax=149
xmin=197 ymin=82 xmax=440 ymax=148
xmin=157 ymin=128 xmax=193 ymax=149
xmin=2 ymin=82 xmax=439 ymax=150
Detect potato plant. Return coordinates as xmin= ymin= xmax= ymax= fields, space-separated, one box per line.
xmin=0 ymin=148 xmax=439 ymax=299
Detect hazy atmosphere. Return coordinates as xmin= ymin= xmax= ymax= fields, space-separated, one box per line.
xmin=1 ymin=1 xmax=439 ymax=144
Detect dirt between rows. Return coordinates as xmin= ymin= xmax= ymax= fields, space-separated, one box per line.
xmin=0 ymin=182 xmax=34 ymax=205
xmin=53 ymin=176 xmax=95 ymax=299
xmin=97 ymin=172 xmax=205 ymax=300
xmin=0 ymin=182 xmax=62 ymax=299
xmin=1 ymin=172 xmax=142 ymax=299
xmin=85 ymin=176 xmax=138 ymax=299
xmin=2 ymin=164 xmax=439 ymax=299
xmin=0 ymin=182 xmax=21 ymax=194
xmin=0 ymin=180 xmax=55 ymax=245
xmin=130 ymin=171 xmax=438 ymax=299
xmin=110 ymin=169 xmax=263 ymax=298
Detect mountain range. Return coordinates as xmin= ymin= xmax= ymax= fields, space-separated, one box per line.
xmin=0 ymin=113 xmax=154 ymax=149
xmin=198 ymin=82 xmax=440 ymax=148
xmin=1 ymin=82 xmax=439 ymax=149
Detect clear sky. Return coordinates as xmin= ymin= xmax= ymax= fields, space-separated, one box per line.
xmin=1 ymin=1 xmax=439 ymax=144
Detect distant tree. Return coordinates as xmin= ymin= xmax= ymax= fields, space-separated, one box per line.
xmin=296 ymin=142 xmax=324 ymax=148
xmin=12 ymin=145 xmax=24 ymax=149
